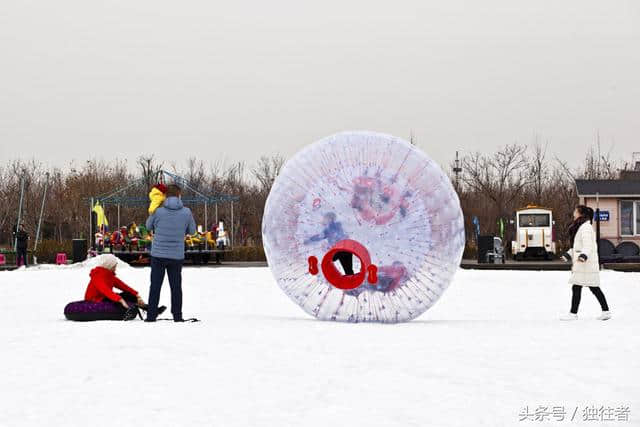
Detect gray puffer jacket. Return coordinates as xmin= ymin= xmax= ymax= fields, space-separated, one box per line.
xmin=146 ymin=197 xmax=196 ymax=260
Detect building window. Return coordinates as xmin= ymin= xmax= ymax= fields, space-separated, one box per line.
xmin=620 ymin=201 xmax=639 ymax=236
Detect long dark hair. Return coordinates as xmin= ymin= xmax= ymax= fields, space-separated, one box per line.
xmin=568 ymin=205 xmax=594 ymax=247
xmin=575 ymin=205 xmax=594 ymax=224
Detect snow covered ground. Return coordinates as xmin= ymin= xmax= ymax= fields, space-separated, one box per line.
xmin=1 ymin=264 xmax=638 ymax=427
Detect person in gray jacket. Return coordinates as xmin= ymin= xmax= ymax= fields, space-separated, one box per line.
xmin=145 ymin=184 xmax=196 ymax=321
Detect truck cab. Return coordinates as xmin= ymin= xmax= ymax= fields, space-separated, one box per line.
xmin=511 ymin=206 xmax=556 ymax=260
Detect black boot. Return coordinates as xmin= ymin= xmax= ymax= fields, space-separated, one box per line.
xmin=123 ymin=306 xmax=140 ymax=321
xmin=139 ymin=303 xmax=167 ymax=316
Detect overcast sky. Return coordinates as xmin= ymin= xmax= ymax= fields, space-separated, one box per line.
xmin=1 ymin=1 xmax=638 ymax=172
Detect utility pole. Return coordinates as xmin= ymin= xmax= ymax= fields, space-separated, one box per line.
xmin=34 ymin=173 xmax=49 ymax=253
xmin=14 ymin=176 xmax=26 ymax=252
xmin=453 ymin=151 xmax=462 ymax=189
xmin=596 ymin=192 xmax=601 ymax=264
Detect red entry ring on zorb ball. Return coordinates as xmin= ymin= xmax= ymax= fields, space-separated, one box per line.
xmin=320 ymin=239 xmax=375 ymax=290
xmin=262 ymin=131 xmax=465 ymax=323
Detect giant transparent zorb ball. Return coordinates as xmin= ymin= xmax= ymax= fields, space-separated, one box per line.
xmin=262 ymin=131 xmax=465 ymax=323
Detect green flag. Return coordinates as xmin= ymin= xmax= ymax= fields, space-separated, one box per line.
xmin=497 ymin=218 xmax=505 ymax=239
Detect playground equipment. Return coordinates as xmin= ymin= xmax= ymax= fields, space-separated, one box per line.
xmin=90 ymin=170 xmax=238 ymax=264
xmin=262 ymin=131 xmax=465 ymax=323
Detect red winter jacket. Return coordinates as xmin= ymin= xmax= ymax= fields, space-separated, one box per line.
xmin=84 ymin=266 xmax=138 ymax=303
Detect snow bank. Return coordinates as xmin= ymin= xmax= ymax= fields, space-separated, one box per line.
xmin=0 ymin=267 xmax=638 ymax=427
xmin=24 ymin=254 xmax=133 ymax=272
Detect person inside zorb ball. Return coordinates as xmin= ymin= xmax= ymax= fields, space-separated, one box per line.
xmin=262 ymin=131 xmax=465 ymax=323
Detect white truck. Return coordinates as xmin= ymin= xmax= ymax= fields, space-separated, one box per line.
xmin=511 ymin=206 xmax=556 ymax=260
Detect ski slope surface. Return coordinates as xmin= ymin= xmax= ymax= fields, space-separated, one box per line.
xmin=1 ymin=263 xmax=638 ymax=427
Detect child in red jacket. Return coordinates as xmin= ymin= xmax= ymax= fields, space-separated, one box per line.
xmin=85 ymin=255 xmax=144 ymax=309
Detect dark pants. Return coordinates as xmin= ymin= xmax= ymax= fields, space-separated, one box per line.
xmin=103 ymin=291 xmax=137 ymax=310
xmin=571 ymin=285 xmax=609 ymax=314
xmin=148 ymin=256 xmax=183 ymax=320
xmin=117 ymin=292 xmax=138 ymax=304
xmin=16 ymin=248 xmax=28 ymax=267
xmin=215 ymin=242 xmax=225 ymax=264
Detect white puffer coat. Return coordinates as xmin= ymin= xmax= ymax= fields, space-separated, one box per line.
xmin=568 ymin=221 xmax=600 ymax=287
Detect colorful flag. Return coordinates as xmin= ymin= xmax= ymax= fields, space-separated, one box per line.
xmin=472 ymin=216 xmax=480 ymax=237
xmin=92 ymin=202 xmax=109 ymax=229
xmin=497 ymin=218 xmax=505 ymax=239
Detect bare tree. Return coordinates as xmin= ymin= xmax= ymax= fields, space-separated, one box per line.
xmin=252 ymin=155 xmax=285 ymax=194
xmin=138 ymin=155 xmax=163 ymax=188
xmin=579 ymin=145 xmax=619 ymax=180
xmin=462 ymin=144 xmax=530 ymax=217
xmin=529 ymin=138 xmax=550 ymax=204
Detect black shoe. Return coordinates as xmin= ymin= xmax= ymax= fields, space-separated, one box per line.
xmin=144 ymin=318 xmax=156 ymax=322
xmin=123 ymin=306 xmax=139 ymax=321
xmin=174 ymin=316 xmax=184 ymax=322
xmin=140 ymin=305 xmax=166 ymax=316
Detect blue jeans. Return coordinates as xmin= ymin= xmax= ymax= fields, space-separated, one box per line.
xmin=148 ymin=256 xmax=183 ymax=320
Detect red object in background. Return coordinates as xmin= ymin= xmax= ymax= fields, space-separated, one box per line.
xmin=153 ymin=183 xmax=168 ymax=193
xmin=320 ymin=239 xmax=377 ymax=290
xmin=84 ymin=266 xmax=138 ymax=303
xmin=241 ymin=226 xmax=248 ymax=245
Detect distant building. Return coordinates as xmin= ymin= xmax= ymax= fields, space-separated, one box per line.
xmin=576 ymin=152 xmax=640 ymax=245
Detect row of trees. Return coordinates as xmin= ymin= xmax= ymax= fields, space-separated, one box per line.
xmin=454 ymin=141 xmax=624 ymax=252
xmin=0 ymin=142 xmax=628 ymax=255
xmin=0 ymin=155 xmax=284 ymax=249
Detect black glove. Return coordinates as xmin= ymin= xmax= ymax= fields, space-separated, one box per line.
xmin=561 ymin=252 xmax=572 ymax=262
xmin=578 ymin=254 xmax=588 ymax=262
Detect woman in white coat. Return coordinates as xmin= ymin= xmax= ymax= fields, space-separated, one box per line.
xmin=561 ymin=205 xmax=611 ymax=320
